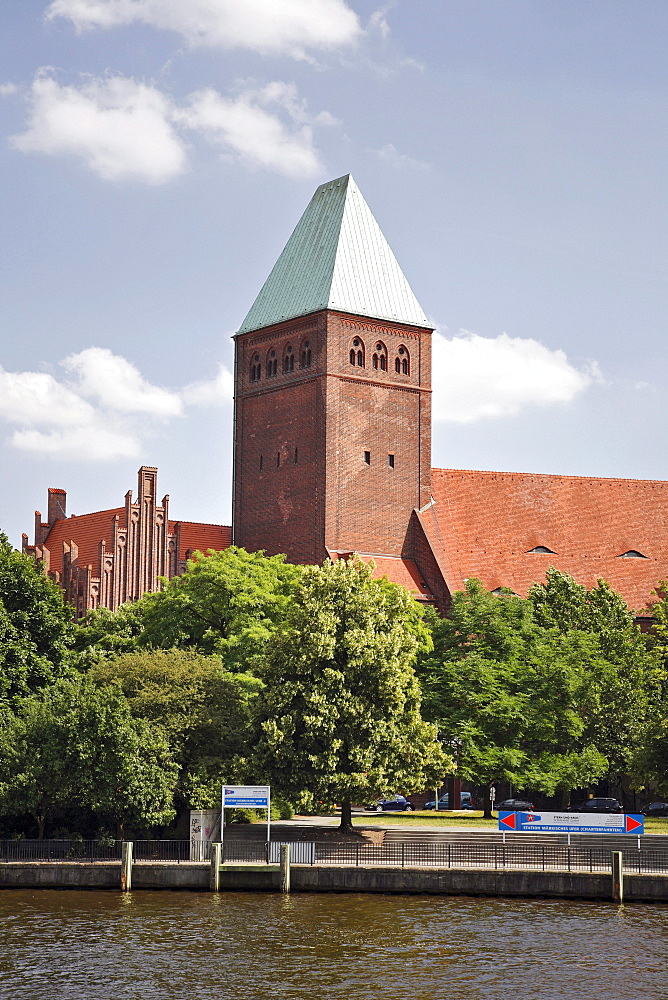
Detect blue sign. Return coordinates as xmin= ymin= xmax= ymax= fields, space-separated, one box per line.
xmin=498 ymin=811 xmax=644 ymax=835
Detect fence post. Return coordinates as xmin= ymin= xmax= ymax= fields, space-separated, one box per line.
xmin=612 ymin=851 xmax=623 ymax=903
xmin=280 ymin=844 xmax=291 ymax=893
xmin=402 ymin=843 xmax=405 ymax=869
xmin=120 ymin=841 xmax=132 ymax=892
xmin=210 ymin=842 xmax=221 ymax=892
xmin=356 ymin=842 xmax=359 ymax=868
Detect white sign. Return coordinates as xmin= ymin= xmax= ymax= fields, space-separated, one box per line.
xmin=223 ymin=785 xmax=270 ymax=808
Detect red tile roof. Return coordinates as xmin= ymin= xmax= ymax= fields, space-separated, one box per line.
xmin=43 ymin=508 xmax=125 ymax=576
xmin=328 ymin=550 xmax=435 ymax=601
xmin=42 ymin=512 xmax=231 ymax=577
xmin=172 ymin=521 xmax=232 ymax=562
xmin=429 ymin=469 xmax=668 ymax=613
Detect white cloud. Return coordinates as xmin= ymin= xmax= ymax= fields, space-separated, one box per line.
xmin=432 ymin=330 xmax=597 ymax=423
xmin=11 ymin=425 xmax=140 ymax=462
xmin=64 ymin=347 xmax=183 ymax=417
xmin=371 ymin=142 xmax=430 ymax=172
xmin=178 ymin=84 xmax=324 ymax=178
xmin=10 ymin=71 xmax=331 ymax=183
xmin=181 ymin=366 xmax=234 ymax=407
xmin=0 ymin=348 xmax=222 ymax=462
xmin=10 ymin=71 xmax=187 ymax=184
xmin=0 ymin=83 xmax=17 ymax=96
xmin=46 ymin=0 xmax=361 ymax=58
xmin=0 ymin=368 xmax=95 ymax=427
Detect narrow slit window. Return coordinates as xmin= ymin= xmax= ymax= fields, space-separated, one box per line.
xmin=364 ymin=451 xmax=371 ymax=465
xmin=294 ymin=447 xmax=298 ymax=464
xmin=259 ymin=455 xmax=263 ymax=471
xmin=276 ymin=452 xmax=280 ymax=468
xmin=388 ymin=454 xmax=395 ymax=468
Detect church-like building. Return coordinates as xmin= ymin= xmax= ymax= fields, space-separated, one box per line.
xmin=231 ymin=174 xmax=668 ymax=619
xmin=25 ymin=175 xmax=668 ymax=617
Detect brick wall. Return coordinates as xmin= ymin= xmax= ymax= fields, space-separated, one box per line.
xmin=233 ymin=309 xmax=432 ymax=564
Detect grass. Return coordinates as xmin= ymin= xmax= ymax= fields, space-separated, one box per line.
xmin=353 ymin=810 xmax=498 ymax=828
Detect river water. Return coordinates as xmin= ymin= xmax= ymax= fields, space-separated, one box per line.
xmin=0 ymin=890 xmax=666 ymax=1000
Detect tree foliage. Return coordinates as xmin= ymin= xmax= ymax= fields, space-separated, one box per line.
xmin=0 ymin=675 xmax=177 ymax=837
xmin=89 ymin=649 xmax=261 ymax=808
xmin=253 ymin=558 xmax=450 ymax=828
xmin=132 ymin=547 xmax=301 ymax=672
xmin=0 ymin=533 xmax=74 ymax=701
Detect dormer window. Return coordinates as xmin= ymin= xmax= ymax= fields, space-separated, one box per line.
xmin=618 ymin=550 xmax=648 ymax=559
xmin=527 ymin=545 xmax=557 ymax=554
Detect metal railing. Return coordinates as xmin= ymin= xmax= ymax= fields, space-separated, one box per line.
xmin=0 ymin=840 xmax=192 ymax=863
xmin=3 ymin=839 xmax=668 ymax=874
xmin=221 ymin=840 xmax=668 ymax=874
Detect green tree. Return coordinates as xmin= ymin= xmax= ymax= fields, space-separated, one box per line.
xmin=253 ymin=557 xmax=450 ymax=830
xmin=528 ymin=568 xmax=662 ymax=788
xmin=417 ymin=580 xmax=608 ymax=814
xmin=0 ymin=675 xmax=176 ymax=837
xmin=89 ymin=649 xmax=261 ymax=809
xmin=0 ymin=533 xmax=74 ymax=701
xmin=135 ymin=547 xmax=301 ymax=671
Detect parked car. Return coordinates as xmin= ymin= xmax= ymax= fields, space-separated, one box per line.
xmin=497 ymin=798 xmax=535 ymax=812
xmin=643 ymin=802 xmax=668 ymax=817
xmin=574 ymin=798 xmax=623 ymax=814
xmin=424 ymin=792 xmax=473 ymax=810
xmin=366 ymin=795 xmax=415 ymax=812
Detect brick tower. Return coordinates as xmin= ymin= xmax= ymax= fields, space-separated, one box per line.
xmin=232 ymin=174 xmax=433 ymax=565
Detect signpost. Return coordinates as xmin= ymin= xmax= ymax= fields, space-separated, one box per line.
xmin=498 ymin=811 xmax=644 ymax=835
xmin=221 ymin=785 xmax=271 ymax=854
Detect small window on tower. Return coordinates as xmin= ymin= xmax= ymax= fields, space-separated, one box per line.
xmin=259 ymin=455 xmax=263 ymax=471
xmin=350 ymin=337 xmax=365 ymax=368
xmin=388 ymin=454 xmax=395 ymax=468
xmin=267 ymin=349 xmax=278 ymax=378
xmin=294 ymin=447 xmax=298 ymax=464
xmin=276 ymin=452 xmax=280 ymax=468
xmin=250 ymin=354 xmax=261 ymax=382
xmin=283 ymin=345 xmax=294 ymax=374
xmin=364 ymin=451 xmax=371 ymax=465
xmin=300 ymin=340 xmax=312 ymax=368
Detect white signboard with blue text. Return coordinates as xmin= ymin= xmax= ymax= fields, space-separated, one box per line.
xmin=221 ymin=785 xmax=271 ymax=849
xmin=499 ymin=811 xmax=644 ymax=835
xmin=223 ymin=786 xmax=270 ymax=808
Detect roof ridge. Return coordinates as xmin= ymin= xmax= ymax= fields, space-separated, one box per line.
xmin=432 ymin=467 xmax=668 ymax=487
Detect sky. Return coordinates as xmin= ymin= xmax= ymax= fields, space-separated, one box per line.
xmin=1 ymin=1 xmax=668 ymax=547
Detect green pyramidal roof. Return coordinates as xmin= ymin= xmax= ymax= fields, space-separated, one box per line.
xmin=237 ymin=174 xmax=430 ymax=334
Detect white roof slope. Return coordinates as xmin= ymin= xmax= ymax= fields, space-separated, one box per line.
xmin=238 ymin=174 xmax=430 ymax=334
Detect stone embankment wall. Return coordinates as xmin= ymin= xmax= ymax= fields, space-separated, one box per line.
xmin=1 ymin=862 xmax=667 ymax=902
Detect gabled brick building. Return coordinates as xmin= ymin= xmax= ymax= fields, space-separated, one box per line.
xmin=26 ymin=174 xmax=668 ymax=618
xmin=23 ymin=467 xmax=230 ymax=617
xmin=233 ymin=174 xmax=668 ymax=616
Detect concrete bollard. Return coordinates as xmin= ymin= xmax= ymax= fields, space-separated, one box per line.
xmin=210 ymin=842 xmax=222 ymax=892
xmin=280 ymin=843 xmax=291 ymax=893
xmin=612 ymin=851 xmax=623 ymax=903
xmin=120 ymin=841 xmax=133 ymax=892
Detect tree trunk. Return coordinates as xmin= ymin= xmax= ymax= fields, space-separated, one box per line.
xmin=37 ymin=814 xmax=45 ymax=840
xmin=339 ymin=799 xmax=353 ymax=831
xmin=483 ymin=788 xmax=493 ymax=819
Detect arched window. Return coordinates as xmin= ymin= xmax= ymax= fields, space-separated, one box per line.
xmin=283 ymin=344 xmax=294 ymax=374
xmin=249 ymin=353 xmax=261 ymax=382
xmin=349 ymin=337 xmax=365 ymax=368
xmin=300 ymin=339 xmax=312 ymax=369
xmin=374 ymin=341 xmax=387 ymax=373
xmin=395 ymin=345 xmax=410 ymax=376
xmin=266 ymin=348 xmax=278 ymax=378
